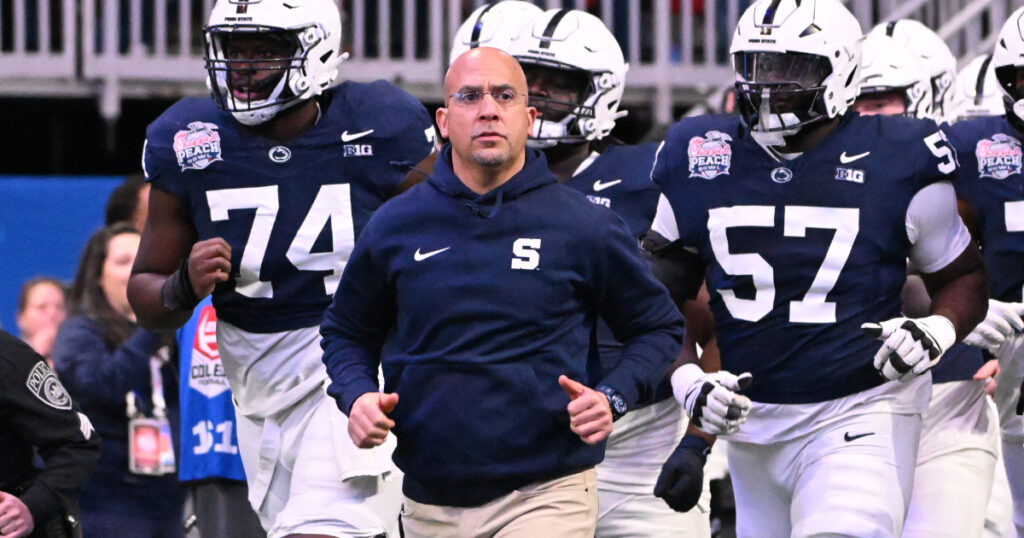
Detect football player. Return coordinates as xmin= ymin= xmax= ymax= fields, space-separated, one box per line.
xmin=126 ymin=1 xmax=435 ymax=537
xmin=647 ymin=0 xmax=988 ymax=536
xmin=449 ymin=0 xmax=542 ymax=66
xmin=854 ymin=27 xmax=999 ymax=538
xmin=951 ymin=54 xmax=1005 ymax=122
xmin=944 ymin=7 xmax=1024 ymax=535
xmin=508 ymin=9 xmax=714 ymax=537
xmin=881 ymin=19 xmax=958 ymax=122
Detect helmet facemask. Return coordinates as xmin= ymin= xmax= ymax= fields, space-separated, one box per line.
xmin=205 ymin=26 xmax=322 ymax=126
xmin=996 ymin=65 xmax=1024 ymax=122
xmin=733 ymin=51 xmax=833 ymax=147
xmin=520 ymin=58 xmax=619 ymax=148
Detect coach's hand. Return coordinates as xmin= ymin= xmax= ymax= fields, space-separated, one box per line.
xmin=862 ymin=315 xmax=956 ymax=380
xmin=963 ymin=299 xmax=1024 ymax=353
xmin=347 ymin=392 xmax=398 ymax=448
xmin=559 ymin=375 xmax=612 ymax=445
xmin=671 ymin=364 xmax=752 ymax=436
xmin=654 ymin=434 xmax=711 ymax=513
xmin=188 ymin=237 xmax=232 ymax=298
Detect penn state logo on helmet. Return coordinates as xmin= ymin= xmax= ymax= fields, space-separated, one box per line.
xmin=688 ymin=131 xmax=733 ymax=180
xmin=26 ymin=361 xmax=72 ymax=410
xmin=976 ymin=133 xmax=1023 ymax=180
xmin=174 ymin=121 xmax=223 ymax=171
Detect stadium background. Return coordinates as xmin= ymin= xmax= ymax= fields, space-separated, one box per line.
xmin=0 ymin=0 xmax=1014 ymax=333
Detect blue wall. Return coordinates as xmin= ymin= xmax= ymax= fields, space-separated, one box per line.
xmin=0 ymin=176 xmax=124 ymax=335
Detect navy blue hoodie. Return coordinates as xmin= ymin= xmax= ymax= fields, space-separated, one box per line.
xmin=321 ymin=145 xmax=683 ymax=506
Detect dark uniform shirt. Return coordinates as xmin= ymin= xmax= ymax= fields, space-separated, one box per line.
xmin=0 ymin=330 xmax=99 ymax=537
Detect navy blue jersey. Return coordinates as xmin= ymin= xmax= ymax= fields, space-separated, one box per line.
xmin=321 ymin=147 xmax=683 ymax=506
xmin=563 ymin=143 xmax=662 ymax=388
xmin=143 ymin=81 xmax=434 ymax=333
xmin=654 ymin=113 xmax=955 ymax=404
xmin=945 ymin=116 xmax=1024 ymax=304
xmin=564 ymin=143 xmax=662 ymax=237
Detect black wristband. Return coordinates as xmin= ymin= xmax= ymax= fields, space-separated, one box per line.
xmin=678 ymin=434 xmax=712 ymax=458
xmin=160 ymin=258 xmax=200 ymax=312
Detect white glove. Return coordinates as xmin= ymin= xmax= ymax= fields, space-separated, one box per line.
xmin=963 ymin=299 xmax=1024 ymax=353
xmin=861 ymin=315 xmax=957 ymax=380
xmin=671 ymin=363 xmax=753 ymax=436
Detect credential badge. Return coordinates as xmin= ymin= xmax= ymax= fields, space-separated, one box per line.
xmin=174 ymin=121 xmax=223 ymax=171
xmin=26 ymin=361 xmax=72 ymax=410
xmin=688 ymin=131 xmax=733 ymax=180
xmin=976 ymin=133 xmax=1023 ymax=180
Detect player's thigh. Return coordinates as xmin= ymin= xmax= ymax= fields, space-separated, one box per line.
xmin=790 ymin=412 xmax=921 ymax=538
xmin=727 ymin=439 xmax=794 ymax=538
xmin=597 ymin=489 xmax=710 ymax=538
xmin=993 ymin=335 xmax=1024 ymax=441
xmin=904 ymin=447 xmax=995 ymax=538
xmin=271 ymin=391 xmax=400 ymax=538
xmin=192 ymin=480 xmax=266 ymax=538
xmin=985 ymin=443 xmax=1016 ymax=538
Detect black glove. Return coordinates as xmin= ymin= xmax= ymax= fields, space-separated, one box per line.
xmin=654 ymin=434 xmax=711 ymax=512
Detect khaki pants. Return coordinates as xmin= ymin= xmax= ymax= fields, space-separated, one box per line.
xmin=401 ymin=469 xmax=598 ymax=538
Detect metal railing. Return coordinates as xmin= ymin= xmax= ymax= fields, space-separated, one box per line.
xmin=0 ymin=0 xmax=1014 ymax=125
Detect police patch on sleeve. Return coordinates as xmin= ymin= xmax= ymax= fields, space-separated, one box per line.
xmin=174 ymin=121 xmax=223 ymax=171
xmin=26 ymin=361 xmax=72 ymax=410
xmin=688 ymin=131 xmax=733 ymax=180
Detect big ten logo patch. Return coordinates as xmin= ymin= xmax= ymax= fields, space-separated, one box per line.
xmin=190 ymin=305 xmax=230 ymax=398
xmin=344 ymin=144 xmax=373 ymax=158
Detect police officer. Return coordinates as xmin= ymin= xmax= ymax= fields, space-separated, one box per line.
xmin=0 ymin=330 xmax=99 ymax=538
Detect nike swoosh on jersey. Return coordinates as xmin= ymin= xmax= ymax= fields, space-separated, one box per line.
xmin=839 ymin=151 xmax=870 ymax=164
xmin=593 ymin=179 xmax=622 ymax=192
xmin=843 ymin=431 xmax=875 ymax=442
xmin=414 ymin=247 xmax=450 ymax=261
xmin=341 ymin=129 xmax=375 ymax=142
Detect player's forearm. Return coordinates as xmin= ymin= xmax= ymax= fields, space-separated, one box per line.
xmin=127 ymin=273 xmax=193 ymax=329
xmin=929 ymin=264 xmax=989 ymax=341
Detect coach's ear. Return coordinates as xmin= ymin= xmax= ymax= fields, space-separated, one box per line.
xmin=436 ymin=106 xmax=450 ymax=140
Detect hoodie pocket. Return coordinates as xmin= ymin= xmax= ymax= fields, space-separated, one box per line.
xmin=390 ymin=360 xmax=562 ymax=482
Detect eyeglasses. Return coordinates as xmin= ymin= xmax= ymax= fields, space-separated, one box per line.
xmin=450 ymin=88 xmax=522 ymax=107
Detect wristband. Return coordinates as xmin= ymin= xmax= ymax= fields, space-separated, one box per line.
xmin=678 ymin=434 xmax=712 ymax=458
xmin=160 ymin=258 xmax=200 ymax=312
xmin=670 ymin=363 xmax=705 ymax=405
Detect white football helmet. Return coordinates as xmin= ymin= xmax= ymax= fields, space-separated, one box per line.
xmin=508 ymin=9 xmax=628 ymax=147
xmin=951 ymin=54 xmax=1003 ymax=121
xmin=993 ymin=6 xmax=1024 ymax=125
xmin=448 ymin=1 xmax=543 ymax=65
xmin=204 ymin=0 xmax=345 ymax=126
xmin=857 ymin=30 xmax=933 ymax=118
xmin=730 ymin=0 xmax=863 ymax=147
xmin=877 ymin=20 xmax=956 ymax=122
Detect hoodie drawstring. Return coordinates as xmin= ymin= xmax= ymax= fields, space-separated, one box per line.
xmin=464 ymin=189 xmax=504 ymax=219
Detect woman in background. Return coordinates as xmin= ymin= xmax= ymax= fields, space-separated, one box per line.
xmin=51 ymin=222 xmax=184 ymax=538
xmin=16 ymin=277 xmax=66 ymax=362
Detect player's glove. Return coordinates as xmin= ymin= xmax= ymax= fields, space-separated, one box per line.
xmin=654 ymin=434 xmax=711 ymax=513
xmin=671 ymin=363 xmax=752 ymax=436
xmin=963 ymin=299 xmax=1024 ymax=354
xmin=861 ymin=315 xmax=956 ymax=381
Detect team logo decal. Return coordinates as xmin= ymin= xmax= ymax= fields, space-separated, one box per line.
xmin=174 ymin=121 xmax=223 ymax=171
xmin=268 ymin=146 xmax=291 ymax=163
xmin=189 ymin=305 xmax=230 ymax=399
xmin=688 ymin=131 xmax=733 ymax=180
xmin=771 ymin=167 xmax=793 ymax=183
xmin=976 ymin=133 xmax=1022 ymax=180
xmin=26 ymin=361 xmax=72 ymax=410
